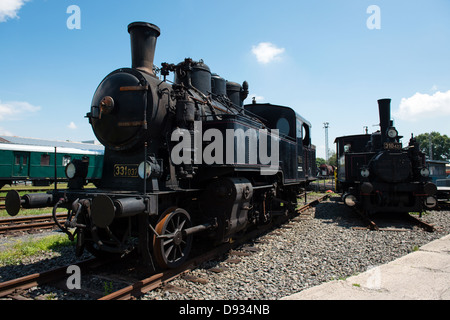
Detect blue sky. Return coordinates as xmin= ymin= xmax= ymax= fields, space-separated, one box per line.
xmin=0 ymin=0 xmax=449 ymax=159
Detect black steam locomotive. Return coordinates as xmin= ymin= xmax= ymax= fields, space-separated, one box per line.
xmin=335 ymin=99 xmax=437 ymax=215
xmin=6 ymin=22 xmax=316 ymax=269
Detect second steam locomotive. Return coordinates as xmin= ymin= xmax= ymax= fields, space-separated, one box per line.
xmin=6 ymin=22 xmax=316 ymax=269
xmin=335 ymin=99 xmax=438 ymax=215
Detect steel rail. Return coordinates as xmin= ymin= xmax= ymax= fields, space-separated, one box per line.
xmin=0 ymin=213 xmax=67 ymax=234
xmin=0 ymin=258 xmax=103 ymax=299
xmin=352 ymin=208 xmax=436 ymax=232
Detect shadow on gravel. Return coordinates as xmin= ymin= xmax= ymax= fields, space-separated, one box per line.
xmin=313 ymin=197 xmax=421 ymax=231
xmin=313 ymin=199 xmax=366 ymax=229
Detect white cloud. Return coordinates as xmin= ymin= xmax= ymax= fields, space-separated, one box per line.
xmin=68 ymin=121 xmax=77 ymax=129
xmin=394 ymin=90 xmax=450 ymax=122
xmin=0 ymin=100 xmax=41 ymax=120
xmin=0 ymin=0 xmax=29 ymax=23
xmin=251 ymin=42 xmax=285 ymax=64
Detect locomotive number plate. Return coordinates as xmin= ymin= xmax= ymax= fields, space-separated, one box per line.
xmin=383 ymin=142 xmax=402 ymax=150
xmin=114 ymin=164 xmax=139 ymax=177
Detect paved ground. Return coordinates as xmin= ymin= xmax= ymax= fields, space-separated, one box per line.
xmin=282 ymin=233 xmax=450 ymax=300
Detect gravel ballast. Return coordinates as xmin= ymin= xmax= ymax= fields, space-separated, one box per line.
xmin=141 ymin=196 xmax=450 ymax=300
xmin=1 ymin=195 xmax=449 ymax=300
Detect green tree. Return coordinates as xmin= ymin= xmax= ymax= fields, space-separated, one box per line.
xmin=415 ymin=132 xmax=450 ymax=161
xmin=327 ymin=152 xmax=337 ymax=167
xmin=316 ymin=157 xmax=326 ymax=167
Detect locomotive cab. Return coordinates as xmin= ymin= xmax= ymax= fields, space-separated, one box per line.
xmin=245 ymin=103 xmax=316 ymax=182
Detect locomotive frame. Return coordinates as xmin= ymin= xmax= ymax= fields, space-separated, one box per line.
xmin=5 ymin=22 xmax=316 ymax=270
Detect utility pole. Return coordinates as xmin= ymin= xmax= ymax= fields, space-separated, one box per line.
xmin=323 ymin=122 xmax=329 ymax=163
xmin=428 ymin=133 xmax=433 ymax=160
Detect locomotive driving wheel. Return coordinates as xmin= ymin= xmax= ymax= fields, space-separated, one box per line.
xmin=153 ymin=207 xmax=193 ymax=269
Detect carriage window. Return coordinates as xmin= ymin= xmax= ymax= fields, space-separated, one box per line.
xmin=302 ymin=123 xmax=310 ymax=146
xmin=14 ymin=155 xmax=27 ymax=165
xmin=63 ymin=155 xmax=71 ymax=166
xmin=40 ymin=154 xmax=50 ymax=166
xmin=344 ymin=144 xmax=352 ymax=152
xmin=276 ymin=117 xmax=290 ymax=136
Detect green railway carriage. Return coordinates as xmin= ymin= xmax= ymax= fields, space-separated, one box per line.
xmin=0 ymin=142 xmax=103 ymax=188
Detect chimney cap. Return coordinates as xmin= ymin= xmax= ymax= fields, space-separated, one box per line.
xmin=127 ymin=21 xmax=160 ymax=37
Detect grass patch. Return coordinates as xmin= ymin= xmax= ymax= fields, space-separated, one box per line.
xmin=0 ymin=234 xmax=74 ymax=266
xmin=0 ymin=207 xmax=67 ymax=218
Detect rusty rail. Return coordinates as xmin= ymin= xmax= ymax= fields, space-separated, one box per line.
xmin=0 ymin=258 xmax=103 ymax=299
xmin=0 ymin=213 xmax=67 ymax=234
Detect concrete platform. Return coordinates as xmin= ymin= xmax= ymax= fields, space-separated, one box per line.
xmin=282 ymin=234 xmax=450 ymax=300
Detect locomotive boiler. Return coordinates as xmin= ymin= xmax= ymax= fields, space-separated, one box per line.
xmin=335 ymin=98 xmax=438 ymax=215
xmin=5 ymin=22 xmax=316 ymax=269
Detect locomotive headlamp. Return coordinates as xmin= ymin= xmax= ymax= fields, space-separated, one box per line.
xmin=64 ymin=159 xmax=89 ymax=179
xmin=65 ymin=158 xmax=89 ymax=189
xmin=360 ymin=168 xmax=370 ymax=178
xmin=387 ymin=127 xmax=398 ymax=139
xmin=65 ymin=162 xmax=76 ymax=179
xmin=420 ymin=167 xmax=430 ymax=177
xmin=138 ymin=161 xmax=152 ymax=179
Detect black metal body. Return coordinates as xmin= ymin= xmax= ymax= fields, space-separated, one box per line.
xmin=5 ymin=21 xmax=316 ymax=269
xmin=335 ymin=99 xmax=437 ymax=214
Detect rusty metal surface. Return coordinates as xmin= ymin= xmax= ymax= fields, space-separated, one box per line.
xmin=0 ymin=258 xmax=102 ymax=298
xmin=0 ymin=212 xmax=68 ymax=234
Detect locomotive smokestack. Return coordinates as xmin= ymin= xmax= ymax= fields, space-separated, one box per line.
xmin=128 ymin=22 xmax=160 ymax=75
xmin=377 ymin=98 xmax=391 ymax=142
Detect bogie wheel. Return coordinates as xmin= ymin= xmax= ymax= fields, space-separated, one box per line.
xmin=153 ymin=208 xmax=193 ymax=269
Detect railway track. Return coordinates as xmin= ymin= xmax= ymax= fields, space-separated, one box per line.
xmin=0 ymin=213 xmax=67 ymax=235
xmin=0 ymin=258 xmax=109 ymax=300
xmin=352 ymin=208 xmax=437 ymax=232
xmin=0 ymin=193 xmax=330 ymax=300
xmin=100 ymin=193 xmax=330 ymax=300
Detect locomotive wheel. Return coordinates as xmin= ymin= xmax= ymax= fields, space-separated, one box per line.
xmin=153 ymin=207 xmax=193 ymax=269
